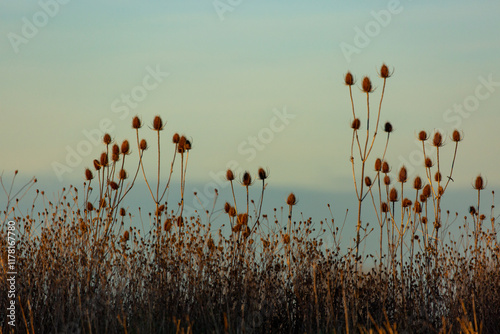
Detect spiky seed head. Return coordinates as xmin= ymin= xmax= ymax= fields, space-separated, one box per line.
xmin=123 ymin=230 xmax=129 ymax=241
xmin=384 ymin=175 xmax=391 ymax=186
xmin=422 ymin=217 xmax=428 ymax=225
xmin=109 ymin=181 xmax=119 ymax=190
xmin=120 ymin=208 xmax=126 ymax=217
xmin=469 ymin=206 xmax=476 ymax=215
xmin=87 ymin=202 xmax=94 ymax=211
xmin=112 ymin=144 xmax=120 ymax=155
xmin=479 ymin=214 xmax=486 ymax=221
xmin=185 ymin=139 xmax=192 ymax=151
xmin=287 ymin=193 xmax=297 ymax=206
xmin=344 ymin=72 xmax=354 ymax=86
xmin=93 ymin=159 xmax=101 ymax=171
xmin=474 ymin=175 xmax=485 ymax=190
xmin=100 ymin=152 xmax=108 ymax=167
xmin=121 ymin=140 xmax=130 ymax=154
xmin=283 ymin=234 xmax=290 ymax=244
xmin=132 ymin=116 xmax=142 ymax=129
xmin=364 ymin=176 xmax=372 ymax=187
xmin=434 ymin=221 xmax=441 ymax=229
xmin=140 ymin=139 xmax=148 ymax=151
xmin=351 ymin=118 xmax=361 ymax=130
xmin=384 ymin=122 xmax=393 ymax=133
xmin=238 ymin=213 xmax=248 ymax=225
xmin=103 ymin=133 xmax=112 ymax=145
xmin=420 ymin=193 xmax=427 ymax=203
xmin=425 ymin=158 xmax=434 ymax=168
xmin=413 ymin=176 xmax=422 ymax=190
xmin=85 ymin=168 xmax=94 ymax=181
xmin=382 ymin=161 xmax=390 ymax=174
xmin=258 ymin=167 xmax=268 ymax=180
xmin=178 ymin=136 xmax=186 ymax=153
xmin=434 ymin=172 xmax=442 ymax=182
xmin=423 ymin=184 xmax=431 ymax=198
xmin=402 ymin=198 xmax=412 ymax=208
xmin=226 ymin=169 xmax=235 ymax=181
xmin=389 ymin=188 xmax=398 ymax=202
xmin=229 ymin=207 xmax=237 ymax=217
xmin=362 ymin=76 xmax=373 ymax=93
xmin=172 ymin=133 xmax=180 ymax=144
xmin=380 ymin=63 xmax=391 ymax=78
xmin=242 ymin=171 xmax=252 ymax=186
xmin=112 ymin=153 xmax=120 ymax=162
xmin=414 ymin=201 xmax=422 ymax=213
xmin=438 ymin=186 xmax=444 ymax=196
xmin=452 ymin=130 xmax=463 ymax=142
xmin=164 ymin=218 xmax=172 ymax=232
xmin=398 ymin=166 xmax=408 ymax=183
xmin=433 ymin=132 xmax=443 ymax=147
xmin=224 ymin=202 xmax=231 ymax=214
xmin=119 ymin=169 xmax=127 ymax=180
xmin=374 ymin=158 xmax=382 ymax=172
xmin=100 ymin=198 xmax=107 ymax=208
xmin=153 ymin=115 xmax=163 ymax=131
xmin=381 ymin=202 xmax=389 ymax=213
xmin=418 ymin=131 xmax=428 ymax=141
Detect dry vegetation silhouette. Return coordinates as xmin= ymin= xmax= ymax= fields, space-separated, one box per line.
xmin=1 ymin=64 xmax=499 ymax=333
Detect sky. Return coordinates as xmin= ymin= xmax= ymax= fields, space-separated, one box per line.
xmin=1 ymin=1 xmax=500 ymax=226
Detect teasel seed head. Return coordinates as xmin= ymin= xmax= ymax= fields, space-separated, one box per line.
xmin=438 ymin=186 xmax=444 ymax=196
xmin=242 ymin=171 xmax=252 ymax=186
xmin=85 ymin=168 xmax=94 ymax=181
xmin=423 ymin=184 xmax=431 ymax=198
xmin=103 ymin=133 xmax=112 ymax=145
xmin=432 ymin=131 xmax=443 ymax=147
xmin=362 ymin=76 xmax=373 ymax=93
xmin=413 ymin=176 xmax=422 ymax=190
xmin=351 ymin=118 xmax=361 ymax=130
xmin=164 ymin=218 xmax=172 ymax=232
xmin=384 ymin=122 xmax=393 ymax=133
xmin=422 ymin=217 xmax=428 ymax=225
xmin=402 ymin=198 xmax=412 ymax=208
xmin=93 ymin=159 xmax=101 ymax=171
xmin=384 ymin=175 xmax=391 ymax=186
xmin=469 ymin=206 xmax=476 ymax=215
xmin=178 ymin=136 xmax=187 ymax=153
xmin=420 ymin=193 xmax=427 ymax=203
xmin=380 ymin=63 xmax=391 ymax=78
xmin=112 ymin=144 xmax=120 ymax=155
xmin=344 ymin=72 xmax=355 ymax=86
xmin=414 ymin=201 xmax=422 ymax=213
xmin=381 ymin=202 xmax=389 ymax=213
xmin=226 ymin=169 xmax=235 ymax=181
xmin=389 ymin=187 xmax=398 ymax=202
xmin=452 ymin=129 xmax=463 ymax=142
xmin=100 ymin=198 xmax=107 ymax=208
xmin=238 ymin=213 xmax=249 ymax=225
xmin=398 ymin=166 xmax=408 ymax=183
xmin=287 ymin=193 xmax=297 ymax=206
xmin=121 ymin=140 xmax=130 ymax=155
xmin=112 ymin=153 xmax=120 ymax=162
xmin=87 ymin=202 xmax=94 ymax=211
xmin=224 ymin=202 xmax=231 ymax=214
xmin=140 ymin=139 xmax=148 ymax=151
xmin=172 ymin=133 xmax=180 ymax=144
xmin=120 ymin=208 xmax=126 ymax=217
xmin=258 ymin=167 xmax=268 ymax=180
xmin=474 ymin=175 xmax=485 ymax=190
xmin=425 ymin=158 xmax=434 ymax=168
xmin=364 ymin=176 xmax=372 ymax=187
xmin=434 ymin=172 xmax=442 ymax=182
xmin=132 ymin=116 xmax=142 ymax=129
xmin=119 ymin=169 xmax=128 ymax=180
xmin=418 ymin=130 xmax=428 ymax=141
xmin=229 ymin=207 xmax=237 ymax=217
xmin=374 ymin=158 xmax=382 ymax=172
xmin=185 ymin=139 xmax=192 ymax=151
xmin=100 ymin=152 xmax=109 ymax=167
xmin=152 ymin=115 xmax=164 ymax=131
xmin=434 ymin=221 xmax=441 ymax=229
xmin=479 ymin=214 xmax=486 ymax=221
xmin=109 ymin=181 xmax=119 ymax=190
xmin=382 ymin=161 xmax=390 ymax=174
xmin=123 ymin=230 xmax=129 ymax=241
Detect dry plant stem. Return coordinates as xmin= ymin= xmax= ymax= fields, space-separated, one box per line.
xmin=230 ymin=180 xmax=238 ymax=214
xmin=136 ymin=129 xmax=155 ymax=202
xmin=365 ymin=77 xmax=386 ymax=158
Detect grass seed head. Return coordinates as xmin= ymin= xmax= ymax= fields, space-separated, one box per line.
xmin=119 ymin=169 xmax=128 ymax=180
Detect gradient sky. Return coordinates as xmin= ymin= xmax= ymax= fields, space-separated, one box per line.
xmin=2 ymin=0 xmax=500 ymax=200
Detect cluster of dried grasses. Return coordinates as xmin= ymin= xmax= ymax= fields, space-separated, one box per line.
xmin=1 ymin=66 xmax=499 ymax=333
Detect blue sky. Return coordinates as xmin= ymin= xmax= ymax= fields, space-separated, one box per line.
xmin=1 ymin=0 xmax=500 ymax=212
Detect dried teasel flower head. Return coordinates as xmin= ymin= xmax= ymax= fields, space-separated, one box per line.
xmin=241 ymin=171 xmax=252 ymax=186
xmin=389 ymin=187 xmax=398 ymax=202
xmin=402 ymin=198 xmax=412 ymax=208
xmin=103 ymin=133 xmax=112 ymax=145
xmin=413 ymin=176 xmax=422 ymax=190
xmin=364 ymin=176 xmax=372 ymax=187
xmin=109 ymin=181 xmax=119 ymax=190
xmin=384 ymin=122 xmax=393 ymax=133
xmin=374 ymin=158 xmax=382 ymax=172
xmin=351 ymin=118 xmax=361 ymax=130
xmin=425 ymin=158 xmax=434 ymax=168
xmin=258 ymin=167 xmax=268 ymax=180
xmin=100 ymin=152 xmax=108 ymax=167
xmin=474 ymin=175 xmax=485 ymax=190
xmin=121 ymin=140 xmax=130 ymax=155
xmin=224 ymin=202 xmax=231 ymax=214
xmin=398 ymin=166 xmax=408 ymax=183
xmin=344 ymin=72 xmax=355 ymax=86
xmin=418 ymin=131 xmax=428 ymax=142
xmin=120 ymin=208 xmax=126 ymax=217
xmin=140 ymin=139 xmax=148 ymax=151
xmin=172 ymin=133 xmax=180 ymax=144
xmin=432 ymin=131 xmax=444 ymax=147
xmin=381 ymin=202 xmax=389 ymax=213
xmin=132 ymin=116 xmax=142 ymax=129
xmin=119 ymin=169 xmax=128 ymax=180
xmin=452 ymin=129 xmax=463 ymax=142
xmin=112 ymin=144 xmax=120 ymax=155
xmin=422 ymin=184 xmax=431 ymax=198
xmin=287 ymin=193 xmax=297 ymax=206
xmin=123 ymin=230 xmax=129 ymax=241
xmin=362 ymin=76 xmax=373 ymax=93
xmin=152 ymin=115 xmax=164 ymax=131
xmin=85 ymin=168 xmax=94 ymax=181
xmin=93 ymin=159 xmax=101 ymax=171
xmin=382 ymin=161 xmax=390 ymax=174
xmin=384 ymin=175 xmax=391 ymax=186
xmin=434 ymin=172 xmax=442 ymax=182
xmin=380 ymin=63 xmax=392 ymax=78
xmin=226 ymin=169 xmax=235 ymax=181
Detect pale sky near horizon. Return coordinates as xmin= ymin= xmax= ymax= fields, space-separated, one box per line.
xmin=1 ymin=0 xmax=500 ymax=196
